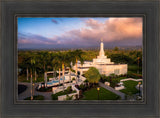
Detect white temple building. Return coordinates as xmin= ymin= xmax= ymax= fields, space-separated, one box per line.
xmin=73 ymin=39 xmax=128 ymax=76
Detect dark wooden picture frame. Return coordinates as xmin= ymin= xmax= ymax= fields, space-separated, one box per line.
xmin=1 ymin=0 xmax=160 ymax=117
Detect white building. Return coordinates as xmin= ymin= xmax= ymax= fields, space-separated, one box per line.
xmin=73 ymin=39 xmax=128 ymax=76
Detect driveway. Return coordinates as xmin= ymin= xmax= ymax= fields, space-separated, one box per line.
xmin=18 ymin=82 xmax=53 ymax=100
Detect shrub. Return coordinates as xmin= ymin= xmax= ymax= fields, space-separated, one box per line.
xmin=71 ymin=69 xmax=75 ymax=73
xmin=52 ymin=94 xmax=57 ymax=100
xmin=79 ymin=84 xmax=86 ymax=91
xmin=66 ymin=86 xmax=72 ymax=92
xmin=84 ymin=79 xmax=88 ymax=83
xmin=109 ymin=78 xmax=119 ymax=88
xmin=100 ymin=74 xmax=107 ymax=83
xmin=109 ymin=73 xmax=116 ymax=78
xmin=66 ymin=95 xmax=73 ymax=100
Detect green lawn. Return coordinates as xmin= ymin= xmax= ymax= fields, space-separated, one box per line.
xmin=24 ymin=95 xmax=44 ymax=100
xmin=120 ymin=80 xmax=140 ymax=96
xmin=81 ymin=87 xmax=121 ymax=100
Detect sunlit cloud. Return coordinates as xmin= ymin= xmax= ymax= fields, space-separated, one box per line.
xmin=18 ymin=17 xmax=142 ymax=49
xmin=52 ymin=17 xmax=142 ymax=46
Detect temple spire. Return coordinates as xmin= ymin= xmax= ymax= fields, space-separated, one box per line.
xmin=99 ymin=38 xmax=105 ymax=57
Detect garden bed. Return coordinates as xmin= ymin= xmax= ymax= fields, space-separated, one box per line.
xmin=51 ymin=86 xmax=76 ymax=100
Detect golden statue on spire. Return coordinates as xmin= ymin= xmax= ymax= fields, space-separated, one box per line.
xmin=101 ymin=38 xmax=103 ymax=42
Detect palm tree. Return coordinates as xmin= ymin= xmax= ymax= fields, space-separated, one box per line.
xmin=51 ymin=53 xmax=60 ymax=80
xmin=30 ymin=57 xmax=36 ymax=100
xmin=35 ymin=70 xmax=37 ymax=81
xmin=23 ymin=53 xmax=31 ymax=81
xmin=59 ymin=68 xmax=61 ymax=85
xmin=71 ymin=50 xmax=84 ymax=84
xmin=33 ymin=54 xmax=38 ymax=82
xmin=30 ymin=70 xmax=33 ymax=100
xmin=65 ymin=51 xmax=74 ymax=84
xmin=29 ymin=53 xmax=40 ymax=82
xmin=52 ymin=53 xmax=63 ymax=86
xmin=62 ymin=63 xmax=65 ymax=90
xmin=57 ymin=52 xmax=70 ymax=91
xmin=137 ymin=57 xmax=140 ymax=74
xmin=26 ymin=66 xmax=29 ymax=81
xmin=38 ymin=51 xmax=50 ymax=88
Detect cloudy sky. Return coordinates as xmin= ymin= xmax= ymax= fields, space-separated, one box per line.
xmin=18 ymin=17 xmax=142 ymax=49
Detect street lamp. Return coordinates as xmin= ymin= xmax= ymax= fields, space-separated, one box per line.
xmin=138 ymin=82 xmax=141 ymax=96
xmin=97 ymin=87 xmax=100 ymax=100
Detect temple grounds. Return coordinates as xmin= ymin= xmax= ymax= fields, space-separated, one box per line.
xmin=18 ymin=43 xmax=142 ymax=101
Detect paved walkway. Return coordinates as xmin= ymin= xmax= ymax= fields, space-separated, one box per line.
xmin=120 ymin=78 xmax=142 ymax=82
xmin=18 ymin=82 xmax=53 ymax=100
xmin=98 ymin=82 xmax=125 ymax=100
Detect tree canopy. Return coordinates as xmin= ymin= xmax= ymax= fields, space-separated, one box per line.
xmin=18 ymin=48 xmax=142 ymax=77
xmin=84 ymin=67 xmax=101 ymax=83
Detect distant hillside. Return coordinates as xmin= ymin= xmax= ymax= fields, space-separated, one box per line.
xmin=18 ymin=45 xmax=142 ymax=51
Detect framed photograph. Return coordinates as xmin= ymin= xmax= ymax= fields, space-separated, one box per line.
xmin=1 ymin=0 xmax=160 ymax=117
xmin=17 ymin=16 xmax=144 ymax=103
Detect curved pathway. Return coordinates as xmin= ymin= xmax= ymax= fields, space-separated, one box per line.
xmin=18 ymin=82 xmax=53 ymax=100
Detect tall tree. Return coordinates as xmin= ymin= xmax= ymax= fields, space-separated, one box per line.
xmin=66 ymin=50 xmax=74 ymax=84
xmin=57 ymin=52 xmax=70 ymax=91
xmin=38 ymin=51 xmax=50 ymax=87
xmin=23 ymin=52 xmax=31 ymax=81
xmin=52 ymin=53 xmax=63 ymax=86
xmin=51 ymin=53 xmax=60 ymax=80
xmin=30 ymin=57 xmax=35 ymax=100
xmin=30 ymin=52 xmax=40 ymax=82
xmin=71 ymin=50 xmax=84 ymax=84
xmin=84 ymin=67 xmax=101 ymax=84
xmin=33 ymin=53 xmax=38 ymax=81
